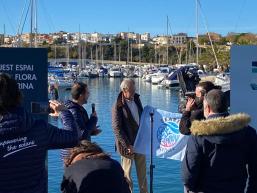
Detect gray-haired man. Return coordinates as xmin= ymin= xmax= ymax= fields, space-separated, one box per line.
xmin=112 ymin=79 xmax=148 ymax=193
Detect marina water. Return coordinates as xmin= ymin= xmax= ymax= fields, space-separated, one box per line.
xmin=48 ymin=78 xmax=183 ymax=193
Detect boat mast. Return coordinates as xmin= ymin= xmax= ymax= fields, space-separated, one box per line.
xmin=130 ymin=39 xmax=132 ymax=63
xmin=34 ymin=0 xmax=37 ymax=48
xmin=166 ymin=15 xmax=169 ymax=65
xmin=154 ymin=44 xmax=157 ymax=64
xmin=54 ymin=44 xmax=57 ymax=64
xmin=30 ymin=0 xmax=37 ymax=48
xmin=91 ymin=46 xmax=93 ymax=63
xmin=78 ymin=25 xmax=82 ymax=73
xmin=127 ymin=29 xmax=129 ymax=65
xmin=3 ymin=24 xmax=5 ymax=45
xmin=118 ymin=43 xmax=121 ymax=63
xmin=30 ymin=0 xmax=33 ymax=47
xmin=95 ymin=44 xmax=98 ymax=67
xmin=139 ymin=37 xmax=141 ymax=64
xmin=196 ymin=0 xmax=199 ymax=65
xmin=66 ymin=44 xmax=69 ymax=66
xmin=84 ymin=42 xmax=87 ymax=68
xmin=101 ymin=42 xmax=103 ymax=66
xmin=114 ymin=41 xmax=117 ymax=62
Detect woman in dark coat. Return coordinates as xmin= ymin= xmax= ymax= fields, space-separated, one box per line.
xmin=61 ymin=140 xmax=130 ymax=193
xmin=0 ymin=73 xmax=79 ymax=193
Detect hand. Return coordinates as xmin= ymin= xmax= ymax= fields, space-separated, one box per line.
xmin=90 ymin=126 xmax=102 ymax=136
xmin=49 ymin=100 xmax=66 ymax=117
xmin=185 ymin=97 xmax=195 ymax=111
xmin=127 ymin=145 xmax=134 ymax=155
xmin=91 ymin=111 xmax=97 ymax=117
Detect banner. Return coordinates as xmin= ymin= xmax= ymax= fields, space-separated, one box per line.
xmin=0 ymin=48 xmax=48 ymax=118
xmin=231 ymin=46 xmax=257 ymax=129
xmin=134 ymin=105 xmax=189 ymax=161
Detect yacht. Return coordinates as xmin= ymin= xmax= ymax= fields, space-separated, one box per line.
xmin=109 ymin=67 xmax=122 ymax=77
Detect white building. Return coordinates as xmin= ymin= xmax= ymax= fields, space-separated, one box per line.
xmin=141 ymin=32 xmax=150 ymax=42
xmin=152 ymin=36 xmax=169 ymax=45
xmin=90 ymin=32 xmax=102 ymax=43
xmin=153 ymin=33 xmax=187 ymax=45
xmin=170 ymin=33 xmax=187 ymax=45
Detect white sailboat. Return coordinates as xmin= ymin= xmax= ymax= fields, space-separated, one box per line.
xmin=109 ymin=66 xmax=122 ymax=77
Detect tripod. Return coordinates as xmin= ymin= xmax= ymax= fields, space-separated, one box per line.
xmin=149 ymin=111 xmax=155 ymax=193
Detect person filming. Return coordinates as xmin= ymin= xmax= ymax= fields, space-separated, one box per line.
xmin=179 ymin=81 xmax=221 ymax=135
xmin=0 ymin=73 xmax=79 ymax=193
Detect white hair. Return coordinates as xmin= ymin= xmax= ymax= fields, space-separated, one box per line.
xmin=120 ymin=79 xmax=135 ymax=91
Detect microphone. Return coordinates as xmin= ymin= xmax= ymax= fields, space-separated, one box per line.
xmin=91 ymin=103 xmax=95 ymax=114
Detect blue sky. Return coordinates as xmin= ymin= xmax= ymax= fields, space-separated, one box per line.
xmin=0 ymin=0 xmax=256 ymax=36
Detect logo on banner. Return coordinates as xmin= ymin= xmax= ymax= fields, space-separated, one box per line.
xmin=251 ymin=61 xmax=257 ymax=90
xmin=157 ymin=119 xmax=180 ymax=148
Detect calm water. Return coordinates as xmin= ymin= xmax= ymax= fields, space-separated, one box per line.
xmin=48 ymin=78 xmax=183 ymax=193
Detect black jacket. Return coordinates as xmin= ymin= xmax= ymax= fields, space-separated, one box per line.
xmin=182 ymin=113 xmax=257 ymax=193
xmin=0 ymin=107 xmax=78 ymax=193
xmin=179 ymin=108 xmax=204 ymax=135
xmin=61 ymin=157 xmax=130 ymax=193
xmin=65 ymin=100 xmax=97 ymax=141
xmin=61 ymin=100 xmax=98 ymax=162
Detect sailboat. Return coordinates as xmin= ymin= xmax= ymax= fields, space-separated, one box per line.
xmin=157 ymin=16 xmax=180 ymax=88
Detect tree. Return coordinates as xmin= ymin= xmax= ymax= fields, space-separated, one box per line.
xmin=198 ymin=35 xmax=209 ymax=45
xmin=198 ymin=45 xmax=229 ymax=71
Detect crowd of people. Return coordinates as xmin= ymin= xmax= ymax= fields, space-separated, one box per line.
xmin=0 ymin=72 xmax=256 ymax=193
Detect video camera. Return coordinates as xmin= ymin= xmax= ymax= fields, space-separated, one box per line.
xmin=177 ymin=66 xmax=200 ymax=113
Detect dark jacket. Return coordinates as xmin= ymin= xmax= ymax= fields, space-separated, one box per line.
xmin=182 ymin=113 xmax=257 ymax=193
xmin=0 ymin=107 xmax=78 ymax=193
xmin=61 ymin=157 xmax=130 ymax=193
xmin=112 ymin=92 xmax=143 ymax=158
xmin=179 ymin=108 xmax=204 ymax=135
xmin=65 ymin=100 xmax=97 ymax=141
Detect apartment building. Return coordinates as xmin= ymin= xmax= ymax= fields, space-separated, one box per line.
xmin=170 ymin=33 xmax=187 ymax=45
xmin=140 ymin=32 xmax=150 ymax=42
xmin=152 ymin=33 xmax=187 ymax=45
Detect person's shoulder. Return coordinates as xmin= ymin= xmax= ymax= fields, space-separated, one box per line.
xmin=191 ymin=109 xmax=204 ymax=120
xmin=65 ymin=158 xmax=98 ymax=174
xmin=65 ymin=100 xmax=77 ymax=108
xmin=245 ymin=125 xmax=257 ymax=137
xmin=134 ymin=93 xmax=142 ymax=101
xmin=109 ymin=157 xmax=121 ymax=166
xmin=134 ymin=93 xmax=140 ymax=98
xmin=112 ymin=98 xmax=123 ymax=111
xmin=187 ymin=133 xmax=203 ymax=145
xmin=112 ymin=101 xmax=118 ymax=108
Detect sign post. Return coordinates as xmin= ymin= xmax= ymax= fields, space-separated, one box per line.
xmin=231 ymin=45 xmax=257 ymax=129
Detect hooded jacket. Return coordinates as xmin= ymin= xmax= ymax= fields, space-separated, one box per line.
xmin=182 ymin=113 xmax=257 ymax=193
xmin=0 ymin=107 xmax=78 ymax=193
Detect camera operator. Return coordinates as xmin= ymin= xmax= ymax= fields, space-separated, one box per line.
xmin=179 ymin=81 xmax=221 ymax=135
xmin=0 ymin=73 xmax=79 ymax=193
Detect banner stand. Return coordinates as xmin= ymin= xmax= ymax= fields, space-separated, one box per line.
xmin=149 ymin=111 xmax=155 ymax=193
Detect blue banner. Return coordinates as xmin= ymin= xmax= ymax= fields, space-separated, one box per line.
xmin=134 ymin=105 xmax=188 ymax=161
xmin=0 ymin=48 xmax=48 ymax=117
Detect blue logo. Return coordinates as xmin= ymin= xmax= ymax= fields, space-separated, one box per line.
xmin=251 ymin=61 xmax=257 ymax=90
xmin=157 ymin=121 xmax=180 ymax=148
xmin=252 ymin=61 xmax=257 ymax=73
